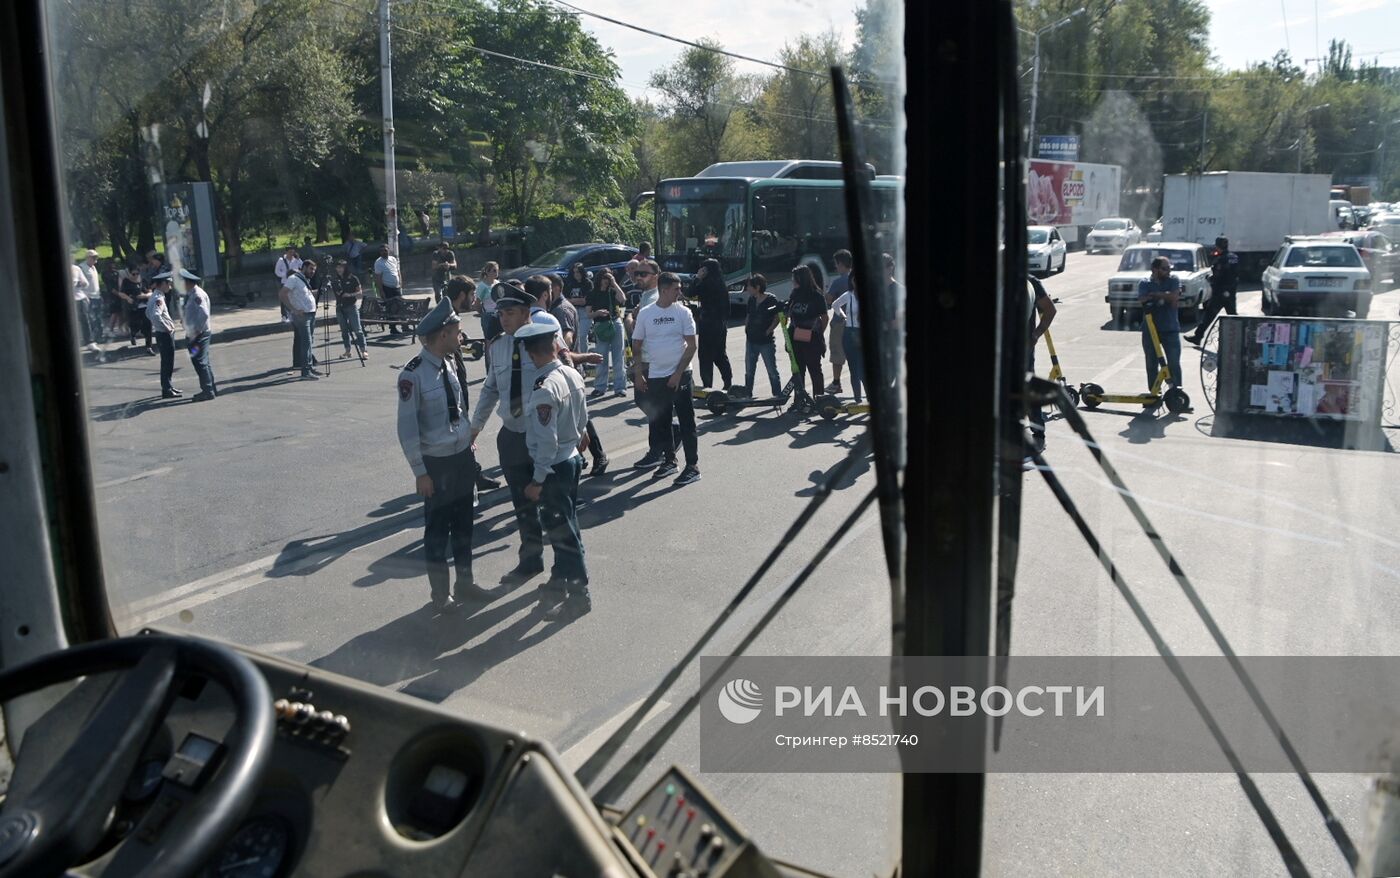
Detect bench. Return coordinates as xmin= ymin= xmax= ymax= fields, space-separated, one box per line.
xmin=360 ymin=296 xmax=432 ymax=333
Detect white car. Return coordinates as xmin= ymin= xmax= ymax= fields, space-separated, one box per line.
xmin=1261 ymin=237 xmax=1372 ymax=318
xmin=1104 ymin=243 xmax=1212 ymax=324
xmin=1367 ymin=213 xmax=1400 ymax=239
xmin=1145 ymin=217 xmax=1163 ymax=242
xmin=1026 ymin=225 xmax=1066 ymax=276
xmin=1084 ymin=218 xmax=1142 ymax=253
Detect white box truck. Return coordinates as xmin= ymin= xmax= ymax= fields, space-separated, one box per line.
xmin=1159 ymin=172 xmax=1332 ymax=278
xmin=1026 ymin=159 xmax=1122 ymax=248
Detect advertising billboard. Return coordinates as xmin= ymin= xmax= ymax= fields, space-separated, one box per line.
xmin=156 ymin=182 xmax=219 ymax=278
xmin=1027 ymin=160 xmax=1121 ymax=227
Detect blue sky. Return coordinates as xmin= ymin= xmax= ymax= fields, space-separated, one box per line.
xmin=571 ymin=0 xmax=1400 ymax=97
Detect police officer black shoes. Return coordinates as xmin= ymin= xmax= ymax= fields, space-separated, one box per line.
xmin=161 ymin=388 xmax=182 ymax=399
xmin=500 ymin=558 xmax=545 ymax=586
xmin=192 ymin=391 xmax=215 ymax=402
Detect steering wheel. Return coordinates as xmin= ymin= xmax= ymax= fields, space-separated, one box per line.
xmin=0 ymin=635 xmax=274 ymax=877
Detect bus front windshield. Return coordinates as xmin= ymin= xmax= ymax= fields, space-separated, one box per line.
xmin=655 ymin=180 xmax=748 ymax=275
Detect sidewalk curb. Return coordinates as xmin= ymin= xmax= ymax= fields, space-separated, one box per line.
xmin=88 ymin=316 xmax=337 ymax=364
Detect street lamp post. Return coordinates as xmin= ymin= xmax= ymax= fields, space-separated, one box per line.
xmin=1023 ymin=8 xmax=1086 ymax=158
xmin=379 ymin=0 xmax=398 ymax=258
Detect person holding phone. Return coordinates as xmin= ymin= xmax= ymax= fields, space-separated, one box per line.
xmin=786 ymin=264 xmax=828 ymax=411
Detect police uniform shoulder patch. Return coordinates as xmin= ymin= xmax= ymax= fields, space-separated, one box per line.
xmin=399 ymin=378 xmax=414 ymax=400
xmin=404 ymin=355 xmax=422 ymax=372
xmin=537 ymin=404 xmax=553 ymax=426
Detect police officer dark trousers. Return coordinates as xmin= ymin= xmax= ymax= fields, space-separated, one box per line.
xmin=398 ymin=298 xmax=490 ymax=611
xmin=470 ymin=286 xmax=549 ymax=587
xmin=518 ymin=323 xmax=590 ymax=619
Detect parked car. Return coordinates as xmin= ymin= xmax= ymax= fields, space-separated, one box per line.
xmin=1261 ymin=237 xmax=1372 ymax=317
xmin=1314 ymin=230 xmax=1399 ymax=286
xmin=1026 ymin=225 xmax=1066 ymax=276
xmin=1145 ymin=217 xmax=1163 ymax=242
xmin=500 ymin=242 xmax=639 ymax=285
xmin=1104 ymin=243 xmax=1212 ymax=324
xmin=1366 ymin=213 xmax=1400 ymax=242
xmin=1084 ymin=217 xmax=1143 ymax=253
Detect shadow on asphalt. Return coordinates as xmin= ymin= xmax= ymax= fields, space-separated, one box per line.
xmin=309 ymin=586 xmax=567 ymax=699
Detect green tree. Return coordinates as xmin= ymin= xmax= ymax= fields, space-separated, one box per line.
xmin=749 ymin=32 xmax=848 ymax=161
xmin=649 ymin=40 xmax=760 ymax=174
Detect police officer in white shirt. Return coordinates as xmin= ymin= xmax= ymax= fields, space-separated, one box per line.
xmin=517 ymin=322 xmax=591 ymax=619
xmin=147 ymin=272 xmax=180 ymax=398
xmin=470 ymin=283 xmax=550 ymax=586
xmin=397 ymin=297 xmax=490 ymax=611
xmin=178 ymin=269 xmax=217 ymax=401
xmin=631 ymin=271 xmax=700 ymax=486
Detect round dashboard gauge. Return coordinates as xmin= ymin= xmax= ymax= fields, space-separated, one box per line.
xmin=207 ymin=815 xmax=292 ymax=878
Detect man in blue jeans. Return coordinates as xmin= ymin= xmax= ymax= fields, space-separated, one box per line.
xmin=282 ymin=259 xmax=324 ymax=379
xmin=742 ymin=274 xmax=782 ymax=396
xmin=1137 ymin=255 xmax=1184 ymax=394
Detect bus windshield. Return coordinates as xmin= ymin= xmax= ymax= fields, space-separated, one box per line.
xmin=655 ymin=180 xmax=748 ymax=275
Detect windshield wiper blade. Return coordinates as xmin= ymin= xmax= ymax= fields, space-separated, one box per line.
xmin=830 ymin=65 xmax=906 ymax=648
xmin=591 ymin=488 xmax=878 ymax=807
xmin=1036 ymin=377 xmax=1358 ymax=870
xmin=573 ymin=438 xmax=872 ymax=791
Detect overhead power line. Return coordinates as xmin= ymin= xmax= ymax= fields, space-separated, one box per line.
xmin=545 ymin=0 xmax=826 ymax=80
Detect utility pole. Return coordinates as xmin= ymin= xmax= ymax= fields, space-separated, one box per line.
xmin=379 ymin=0 xmax=398 ymax=258
xmin=1023 ymin=8 xmax=1085 ymax=158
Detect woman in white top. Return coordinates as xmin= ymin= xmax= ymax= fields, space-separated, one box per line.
xmin=831 ymin=281 xmax=864 ymax=404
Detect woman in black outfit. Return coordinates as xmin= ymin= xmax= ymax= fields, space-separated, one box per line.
xmin=786 ymin=264 xmax=828 ymax=409
xmin=692 ymin=257 xmax=733 ymax=390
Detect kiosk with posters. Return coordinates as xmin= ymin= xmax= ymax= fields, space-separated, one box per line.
xmin=1210 ymin=315 xmax=1390 ymax=448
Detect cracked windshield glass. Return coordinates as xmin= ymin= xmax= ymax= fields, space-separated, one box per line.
xmin=45 ymin=0 xmax=1400 ymax=873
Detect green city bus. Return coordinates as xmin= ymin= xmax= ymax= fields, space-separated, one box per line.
xmin=643 ymin=160 xmax=903 ymax=301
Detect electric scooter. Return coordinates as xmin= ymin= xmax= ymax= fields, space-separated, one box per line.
xmin=1078 ymin=313 xmax=1191 ymax=414
xmin=693 ymin=314 xmax=809 ymax=416
xmin=1042 ymin=328 xmax=1079 ymax=407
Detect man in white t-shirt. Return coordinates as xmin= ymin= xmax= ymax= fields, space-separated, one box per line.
xmin=631 ymin=271 xmax=700 ymax=486
xmin=374 ymin=245 xmax=409 ymax=336
xmin=275 ymin=246 xmax=302 ymax=323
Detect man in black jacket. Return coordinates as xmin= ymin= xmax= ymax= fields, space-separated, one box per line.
xmin=1186 ymin=236 xmax=1238 ymax=346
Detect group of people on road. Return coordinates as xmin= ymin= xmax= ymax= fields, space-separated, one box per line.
xmin=396 ymin=241 xmax=891 ymax=621
xmin=70 ymin=248 xmax=217 ymax=401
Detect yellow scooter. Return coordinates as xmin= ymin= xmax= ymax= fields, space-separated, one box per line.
xmin=1078 ymin=313 xmax=1191 ymax=414
xmin=1042 ymin=329 xmax=1079 ymax=407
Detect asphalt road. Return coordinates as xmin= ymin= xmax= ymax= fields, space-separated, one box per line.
xmin=78 ymin=257 xmax=1400 ymax=878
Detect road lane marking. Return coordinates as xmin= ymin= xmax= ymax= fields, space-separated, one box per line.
xmin=1086 ymin=353 xmax=1137 ymax=388
xmin=121 ymin=510 xmax=421 ymax=622
xmin=96 ymin=467 xmax=172 ymax=490
xmin=560 ymin=697 xmax=671 ymax=772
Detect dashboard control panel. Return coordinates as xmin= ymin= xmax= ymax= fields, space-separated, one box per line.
xmin=617 ymin=766 xmax=781 ymax=878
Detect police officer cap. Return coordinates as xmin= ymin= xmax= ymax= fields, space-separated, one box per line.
xmin=177 ymin=268 xmax=200 ymax=282
xmin=150 ymin=270 xmax=173 ymax=282
xmin=491 ymin=281 xmax=533 ymax=308
xmin=514 ymin=322 xmax=557 ymax=341
xmin=416 ymin=296 xmax=461 ymax=337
